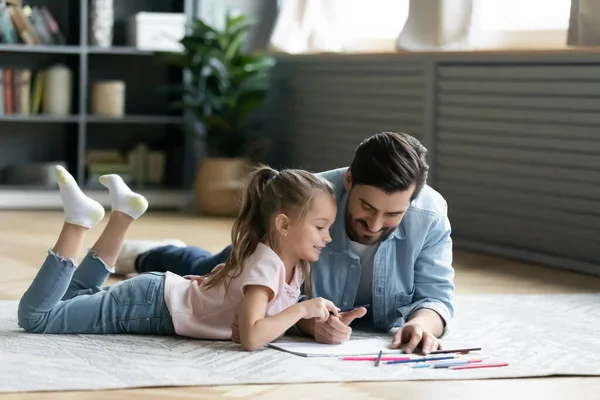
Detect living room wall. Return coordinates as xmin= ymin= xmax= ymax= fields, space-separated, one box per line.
xmin=265 ymin=50 xmax=600 ymax=276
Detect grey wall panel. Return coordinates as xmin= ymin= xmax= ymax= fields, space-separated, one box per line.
xmin=272 ymin=58 xmax=428 ymax=173
xmin=266 ymin=54 xmax=600 ymax=275
xmin=439 ymin=119 xmax=600 ymax=139
xmin=437 ymin=156 xmax=600 ymax=185
xmin=439 ymin=81 xmax=600 ymax=96
xmin=436 ymin=63 xmax=600 ymax=273
xmin=439 ymin=94 xmax=600 ymax=111
xmin=438 ymin=65 xmax=600 ymax=80
xmin=447 ymin=210 xmax=599 ymax=266
xmin=438 ymin=183 xmax=600 ymax=217
xmin=440 ymin=106 xmax=600 ymax=126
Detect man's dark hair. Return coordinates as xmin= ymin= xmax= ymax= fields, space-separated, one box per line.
xmin=349 ymin=132 xmax=429 ymax=200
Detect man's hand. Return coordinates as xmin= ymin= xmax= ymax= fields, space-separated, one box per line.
xmin=391 ymin=322 xmax=441 ymax=355
xmin=390 ymin=309 xmax=444 ymax=355
xmin=313 ymin=307 xmax=367 ymax=344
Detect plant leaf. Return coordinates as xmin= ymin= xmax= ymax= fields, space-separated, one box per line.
xmin=202 ymin=115 xmax=234 ymax=133
xmin=235 ymin=93 xmax=266 ymax=124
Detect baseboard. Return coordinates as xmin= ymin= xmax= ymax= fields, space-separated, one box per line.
xmin=454 ymin=238 xmax=600 ymax=277
xmin=0 ymin=189 xmax=193 ymax=210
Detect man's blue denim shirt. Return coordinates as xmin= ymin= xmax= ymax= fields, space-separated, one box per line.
xmin=309 ymin=168 xmax=456 ymax=335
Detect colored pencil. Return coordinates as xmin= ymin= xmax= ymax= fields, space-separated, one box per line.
xmin=374 ymin=350 xmax=383 ymax=367
xmin=342 ymin=356 xmax=411 ymax=361
xmin=412 ymin=359 xmax=482 ymax=369
xmin=450 ymin=363 xmax=509 ymax=370
xmin=429 ymin=347 xmax=482 ymax=355
xmin=386 ymin=355 xmax=459 ymax=365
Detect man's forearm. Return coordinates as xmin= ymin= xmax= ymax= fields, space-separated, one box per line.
xmin=407 ymin=308 xmax=444 ymax=337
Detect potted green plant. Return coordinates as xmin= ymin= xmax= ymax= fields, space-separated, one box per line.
xmin=161 ymin=13 xmax=275 ymax=216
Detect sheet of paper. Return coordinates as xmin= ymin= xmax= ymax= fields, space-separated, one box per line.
xmin=268 ymin=338 xmax=405 ymax=357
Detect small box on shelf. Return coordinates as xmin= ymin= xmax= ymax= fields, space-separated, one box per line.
xmin=90 ymin=80 xmax=125 ymax=117
xmin=126 ymin=12 xmax=186 ymax=52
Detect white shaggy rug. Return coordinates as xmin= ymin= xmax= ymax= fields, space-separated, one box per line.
xmin=2 ymin=293 xmax=600 ymax=393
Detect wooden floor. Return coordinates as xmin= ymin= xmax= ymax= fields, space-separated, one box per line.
xmin=1 ymin=211 xmax=600 ymax=400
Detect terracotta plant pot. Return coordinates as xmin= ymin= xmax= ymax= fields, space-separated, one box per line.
xmin=194 ymin=157 xmax=251 ymax=217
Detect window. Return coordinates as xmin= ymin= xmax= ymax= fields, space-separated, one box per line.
xmin=469 ymin=0 xmax=571 ymax=49
xmin=332 ymin=0 xmax=409 ymax=52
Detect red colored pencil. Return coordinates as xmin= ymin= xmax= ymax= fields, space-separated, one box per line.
xmin=450 ymin=362 xmax=509 ymax=370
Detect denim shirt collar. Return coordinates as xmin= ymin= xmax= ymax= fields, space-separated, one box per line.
xmin=329 ymin=191 xmax=406 ymax=255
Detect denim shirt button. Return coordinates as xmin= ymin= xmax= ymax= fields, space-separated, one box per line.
xmin=343 ymin=301 xmax=347 ymax=306
xmin=350 ymin=264 xmax=355 ymax=269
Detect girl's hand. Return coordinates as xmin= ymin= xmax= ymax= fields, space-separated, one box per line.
xmin=301 ymin=297 xmax=339 ymax=323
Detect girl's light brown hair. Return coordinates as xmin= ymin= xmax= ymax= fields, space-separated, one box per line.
xmin=202 ymin=164 xmax=335 ymax=298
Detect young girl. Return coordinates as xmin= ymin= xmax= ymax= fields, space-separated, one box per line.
xmin=18 ymin=164 xmax=339 ymax=351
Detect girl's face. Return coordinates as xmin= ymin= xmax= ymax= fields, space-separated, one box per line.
xmin=287 ymin=192 xmax=337 ymax=262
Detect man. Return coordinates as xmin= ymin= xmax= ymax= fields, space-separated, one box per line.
xmin=115 ymin=132 xmax=455 ymax=354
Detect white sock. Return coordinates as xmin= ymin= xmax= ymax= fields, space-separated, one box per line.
xmin=55 ymin=165 xmax=105 ymax=228
xmin=99 ymin=174 xmax=148 ymax=219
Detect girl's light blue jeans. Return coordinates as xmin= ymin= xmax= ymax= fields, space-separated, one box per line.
xmin=17 ymin=250 xmax=176 ymax=335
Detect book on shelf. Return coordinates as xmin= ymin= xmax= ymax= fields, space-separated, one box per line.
xmin=86 ymin=145 xmax=166 ymax=189
xmin=0 ymin=1 xmax=65 ymax=45
xmin=0 ymin=66 xmax=47 ymax=115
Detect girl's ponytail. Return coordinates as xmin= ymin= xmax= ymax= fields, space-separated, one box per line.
xmin=203 ymin=165 xmax=277 ymax=292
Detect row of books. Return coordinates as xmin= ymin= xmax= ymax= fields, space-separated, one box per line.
xmin=0 ymin=68 xmax=44 ymax=115
xmin=86 ymin=144 xmax=166 ymax=188
xmin=0 ymin=1 xmax=65 ymax=45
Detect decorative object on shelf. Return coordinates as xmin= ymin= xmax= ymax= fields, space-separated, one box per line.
xmin=1 ymin=161 xmax=67 ymax=187
xmin=42 ymin=64 xmax=72 ymax=115
xmin=127 ymin=12 xmax=186 ymax=52
xmin=91 ymin=80 xmax=125 ymax=117
xmin=89 ymin=0 xmax=114 ymax=47
xmin=160 ymin=12 xmax=275 ymax=216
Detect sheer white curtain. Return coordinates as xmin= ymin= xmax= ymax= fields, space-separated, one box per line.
xmin=268 ymin=0 xmax=407 ymax=54
xmin=268 ymin=0 xmax=577 ymax=54
xmin=268 ymin=0 xmax=343 ymax=54
xmin=568 ymin=0 xmax=600 ymax=46
xmin=469 ymin=0 xmax=571 ymax=49
xmin=396 ymin=0 xmax=473 ymax=51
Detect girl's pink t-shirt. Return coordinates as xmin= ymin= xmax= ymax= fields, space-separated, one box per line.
xmin=163 ymin=242 xmax=303 ymax=340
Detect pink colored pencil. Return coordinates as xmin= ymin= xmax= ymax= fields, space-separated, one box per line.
xmin=450 ymin=362 xmax=509 ymax=370
xmin=342 ymin=356 xmax=411 ymax=361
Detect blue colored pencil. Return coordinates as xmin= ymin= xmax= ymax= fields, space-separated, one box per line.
xmin=412 ymin=360 xmax=470 ymax=369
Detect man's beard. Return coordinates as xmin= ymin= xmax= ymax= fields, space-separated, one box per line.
xmin=345 ymin=211 xmax=395 ymax=245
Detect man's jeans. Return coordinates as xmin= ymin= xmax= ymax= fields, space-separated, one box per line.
xmin=136 ymin=245 xmax=232 ymax=276
xmin=18 ymin=250 xmax=175 ymax=335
